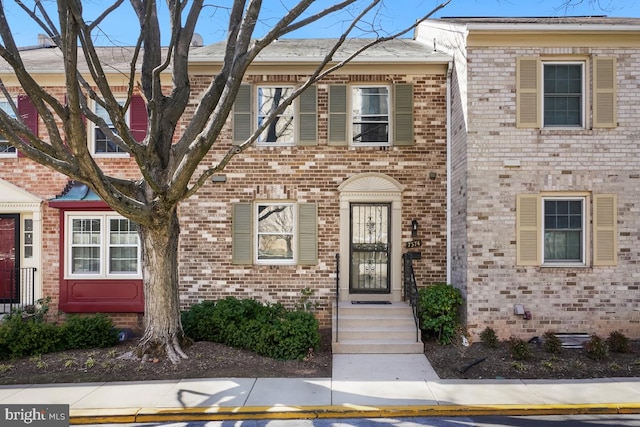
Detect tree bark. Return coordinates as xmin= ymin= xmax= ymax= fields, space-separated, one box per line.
xmin=136 ymin=208 xmax=190 ymax=363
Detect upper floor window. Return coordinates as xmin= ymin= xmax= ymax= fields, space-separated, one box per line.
xmin=351 ymin=86 xmax=390 ymax=145
xmin=233 ymin=84 xmax=317 ymax=147
xmin=543 ymin=63 xmax=584 ymax=127
xmin=90 ymin=95 xmax=148 ymax=156
xmin=0 ymin=100 xmax=17 ymax=156
xmin=93 ymin=101 xmax=127 ymax=155
xmin=328 ymin=84 xmax=413 ymax=147
xmin=517 ymin=56 xmax=617 ymax=129
xmin=67 ymin=213 xmax=141 ymax=278
xmin=257 ymin=86 xmax=295 ymax=145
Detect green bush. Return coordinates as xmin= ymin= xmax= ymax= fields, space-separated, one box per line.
xmin=61 ymin=314 xmax=119 ymax=349
xmin=542 ymin=331 xmax=563 ymax=354
xmin=181 ymin=300 xmax=218 ymax=342
xmin=607 ymin=330 xmax=630 ymax=353
xmin=508 ymin=336 xmax=532 ymax=361
xmin=479 ymin=327 xmax=498 ymax=348
xmin=255 ymin=310 xmax=320 ymax=360
xmin=181 ymin=297 xmax=320 ymax=360
xmin=418 ymin=283 xmax=463 ymax=344
xmin=584 ymin=334 xmax=609 ymax=361
xmin=0 ymin=314 xmax=63 ymax=359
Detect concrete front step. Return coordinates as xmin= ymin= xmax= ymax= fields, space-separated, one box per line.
xmin=332 ymin=300 xmax=423 ymax=354
xmin=334 ymin=327 xmax=418 ymax=342
xmin=332 ymin=340 xmax=424 ymax=354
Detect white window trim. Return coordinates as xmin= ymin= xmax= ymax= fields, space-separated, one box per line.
xmin=254 ymin=202 xmax=297 ymax=265
xmin=542 ymin=61 xmax=586 ymax=129
xmin=90 ymin=99 xmax=130 ymax=157
xmin=541 ymin=196 xmax=587 ymax=267
xmin=350 ymin=84 xmax=392 ymax=147
xmin=256 ymin=85 xmax=296 ymax=147
xmin=0 ymin=98 xmax=18 ymax=158
xmin=65 ymin=212 xmax=141 ymax=279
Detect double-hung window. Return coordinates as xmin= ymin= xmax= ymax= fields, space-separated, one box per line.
xmin=517 ymin=56 xmax=617 ymax=129
xmin=257 ymin=86 xmax=295 ymax=145
xmin=256 ymin=203 xmax=295 ymax=263
xmin=232 ymin=202 xmax=318 ymax=266
xmin=327 ymin=83 xmax=413 ymax=147
xmin=543 ymin=198 xmax=584 ymax=263
xmin=93 ymin=101 xmax=127 ymax=155
xmin=0 ymin=100 xmax=17 ymax=156
xmin=517 ymin=193 xmax=617 ymax=267
xmin=67 ymin=213 xmax=141 ymax=278
xmin=543 ymin=63 xmax=584 ymax=127
xmin=233 ymin=84 xmax=317 ymax=146
xmin=351 ymin=86 xmax=390 ymax=145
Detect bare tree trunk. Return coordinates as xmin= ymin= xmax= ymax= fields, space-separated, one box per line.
xmin=136 ymin=209 xmax=190 ymax=363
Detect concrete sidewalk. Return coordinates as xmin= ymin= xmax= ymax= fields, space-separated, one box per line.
xmin=1 ymin=354 xmax=639 ymax=424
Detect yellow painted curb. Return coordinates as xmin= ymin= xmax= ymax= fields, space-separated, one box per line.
xmin=70 ymin=403 xmax=640 ymax=424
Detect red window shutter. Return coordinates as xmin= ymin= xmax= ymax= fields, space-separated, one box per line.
xmin=17 ymin=95 xmax=38 ymax=157
xmin=130 ymin=95 xmax=148 ymax=142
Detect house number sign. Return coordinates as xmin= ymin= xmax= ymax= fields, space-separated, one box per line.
xmin=406 ymin=240 xmax=422 ymax=248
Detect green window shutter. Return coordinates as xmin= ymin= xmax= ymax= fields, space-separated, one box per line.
xmin=328 ymin=85 xmax=347 ymax=146
xmin=516 ymin=57 xmax=540 ymax=128
xmin=593 ymin=194 xmax=617 ymax=266
xmin=298 ymin=203 xmax=318 ymax=265
xmin=232 ymin=203 xmax=252 ymax=264
xmin=297 ymin=85 xmax=317 ymax=146
xmin=393 ymin=84 xmax=414 ymax=146
xmin=593 ymin=57 xmax=617 ymax=128
xmin=516 ymin=194 xmax=541 ymax=266
xmin=233 ymin=85 xmax=252 ymax=145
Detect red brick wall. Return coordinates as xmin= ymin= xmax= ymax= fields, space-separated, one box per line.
xmin=2 ymin=71 xmax=448 ymax=329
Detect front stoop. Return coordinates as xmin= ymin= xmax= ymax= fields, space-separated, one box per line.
xmin=332 ymin=301 xmax=423 ymax=354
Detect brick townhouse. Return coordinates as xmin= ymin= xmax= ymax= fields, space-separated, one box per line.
xmin=0 ymin=38 xmax=450 ymax=352
xmin=417 ymin=17 xmax=640 ymax=340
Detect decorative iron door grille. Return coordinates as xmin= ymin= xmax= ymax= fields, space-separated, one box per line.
xmin=349 ymin=203 xmax=390 ymax=293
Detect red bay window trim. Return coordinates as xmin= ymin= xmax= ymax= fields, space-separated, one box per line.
xmin=51 ymin=202 xmax=144 ymax=313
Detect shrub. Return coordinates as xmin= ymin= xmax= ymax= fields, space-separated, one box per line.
xmin=508 ymin=336 xmax=532 ymax=361
xmin=0 ymin=315 xmax=63 ymax=359
xmin=542 ymin=331 xmax=563 ymax=354
xmin=418 ymin=283 xmax=463 ymax=345
xmin=181 ymin=300 xmax=218 ymax=342
xmin=584 ymin=334 xmax=609 ymax=361
xmin=61 ymin=314 xmax=119 ymax=349
xmin=607 ymin=330 xmax=630 ymax=353
xmin=181 ymin=296 xmax=320 ymax=360
xmin=255 ymin=310 xmax=320 ymax=360
xmin=479 ymin=327 xmax=498 ymax=348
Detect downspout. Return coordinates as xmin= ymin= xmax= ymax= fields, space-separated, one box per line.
xmin=446 ymin=60 xmax=453 ymax=284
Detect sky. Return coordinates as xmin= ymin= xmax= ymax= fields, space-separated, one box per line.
xmin=3 ymin=0 xmax=640 ymax=48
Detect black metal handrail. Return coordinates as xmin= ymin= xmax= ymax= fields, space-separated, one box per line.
xmin=402 ymin=253 xmax=420 ymax=342
xmin=1 ymin=267 xmax=37 ymax=314
xmin=334 ymin=253 xmax=340 ymax=342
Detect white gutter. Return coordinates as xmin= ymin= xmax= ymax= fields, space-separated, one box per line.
xmin=446 ymin=60 xmax=453 ymax=284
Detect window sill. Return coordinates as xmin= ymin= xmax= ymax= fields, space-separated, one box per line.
xmin=539 ymin=128 xmax=593 ymax=136
xmin=541 ymin=263 xmax=589 ymax=269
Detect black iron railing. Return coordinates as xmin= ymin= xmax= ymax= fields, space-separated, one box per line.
xmin=402 ymin=253 xmax=420 ymax=342
xmin=334 ymin=253 xmax=340 ymax=342
xmin=0 ymin=267 xmax=37 ymax=314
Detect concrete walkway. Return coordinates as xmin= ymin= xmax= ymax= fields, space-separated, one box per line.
xmin=1 ymin=354 xmax=639 ymax=424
